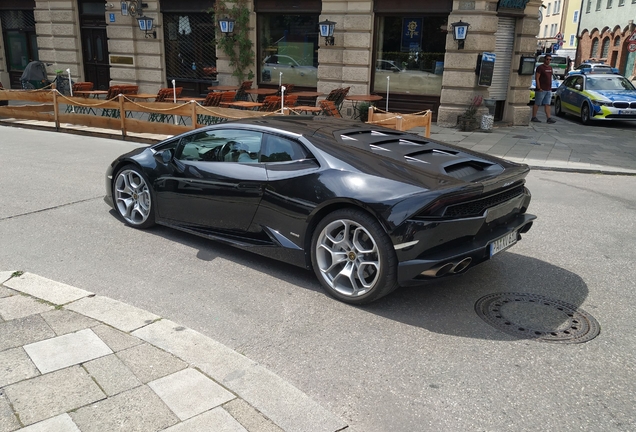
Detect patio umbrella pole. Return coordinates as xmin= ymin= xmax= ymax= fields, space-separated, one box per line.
xmin=386 ymin=76 xmax=390 ymax=112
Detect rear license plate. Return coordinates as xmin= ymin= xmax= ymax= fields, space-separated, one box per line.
xmin=489 ymin=231 xmax=518 ymax=257
xmin=618 ymin=109 xmax=636 ymax=115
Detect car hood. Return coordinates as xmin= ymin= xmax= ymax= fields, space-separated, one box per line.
xmin=587 ymin=90 xmax=636 ymax=102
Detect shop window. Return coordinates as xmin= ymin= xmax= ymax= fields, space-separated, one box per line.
xmin=257 ymin=14 xmax=319 ymax=88
xmin=373 ymin=15 xmax=447 ymax=97
xmin=163 ymin=13 xmax=217 ymax=85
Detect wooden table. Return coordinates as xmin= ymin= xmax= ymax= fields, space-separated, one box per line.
xmin=175 ymin=97 xmax=206 ymax=102
xmin=291 ymin=91 xmax=323 ymax=105
xmin=74 ymin=90 xmax=108 ymax=98
xmin=126 ymin=93 xmax=157 ymax=100
xmin=208 ymin=85 xmax=239 ymax=92
xmin=219 ymin=101 xmax=263 ymax=110
xmin=245 ymin=88 xmax=278 ymax=101
xmin=294 ymin=105 xmax=323 ymax=115
xmin=346 ymin=94 xmax=383 ymax=119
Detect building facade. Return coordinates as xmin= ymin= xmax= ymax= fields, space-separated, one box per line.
xmin=0 ymin=0 xmax=543 ymax=126
xmin=577 ymin=0 xmax=636 ymax=79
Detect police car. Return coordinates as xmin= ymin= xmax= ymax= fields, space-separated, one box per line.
xmin=554 ymin=67 xmax=636 ymax=124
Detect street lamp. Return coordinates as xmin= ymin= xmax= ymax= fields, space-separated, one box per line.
xmin=451 ymin=20 xmax=470 ymax=50
xmin=136 ymin=15 xmax=156 ymax=39
xmin=319 ymin=19 xmax=336 ymax=46
xmin=218 ymin=17 xmax=235 ymax=39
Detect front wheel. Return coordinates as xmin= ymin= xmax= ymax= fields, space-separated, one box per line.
xmin=113 ymin=165 xmax=155 ymax=228
xmin=311 ymin=208 xmax=398 ymax=304
xmin=580 ymin=103 xmax=592 ymax=125
xmin=555 ymin=98 xmax=565 ymax=117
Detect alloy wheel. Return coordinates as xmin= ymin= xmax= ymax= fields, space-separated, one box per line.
xmin=315 ymin=218 xmax=380 ymax=297
xmin=114 ymin=168 xmax=152 ymax=226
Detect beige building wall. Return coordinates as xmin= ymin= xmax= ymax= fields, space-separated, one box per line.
xmin=438 ymin=0 xmax=541 ymax=126
xmin=34 ymin=0 xmax=82 ymax=81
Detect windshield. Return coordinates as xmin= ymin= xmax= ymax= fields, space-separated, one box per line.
xmin=586 ymin=76 xmax=636 ymax=91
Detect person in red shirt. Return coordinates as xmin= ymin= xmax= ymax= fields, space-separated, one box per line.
xmin=531 ymin=54 xmax=556 ymax=123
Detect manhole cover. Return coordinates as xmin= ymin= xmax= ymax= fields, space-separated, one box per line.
xmin=475 ymin=293 xmax=600 ymax=344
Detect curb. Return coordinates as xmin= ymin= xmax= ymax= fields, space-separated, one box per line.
xmin=0 ymin=271 xmax=349 ymax=432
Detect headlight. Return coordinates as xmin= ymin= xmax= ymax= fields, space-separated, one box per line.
xmin=591 ymin=100 xmax=610 ymax=107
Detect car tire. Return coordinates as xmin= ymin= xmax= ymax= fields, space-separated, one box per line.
xmin=555 ymin=98 xmax=565 ymax=117
xmin=113 ymin=165 xmax=155 ymax=229
xmin=311 ymin=208 xmax=398 ymax=304
xmin=580 ymin=103 xmax=592 ymax=125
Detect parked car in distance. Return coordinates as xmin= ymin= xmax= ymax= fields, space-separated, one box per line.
xmin=555 ymin=70 xmax=636 ymax=124
xmin=537 ymin=54 xmax=568 ymax=78
xmin=105 ymin=116 xmax=535 ymax=304
xmin=262 ymin=54 xmax=317 ymax=87
xmin=374 ymin=59 xmax=443 ymax=95
xmin=568 ymin=62 xmax=614 ymax=76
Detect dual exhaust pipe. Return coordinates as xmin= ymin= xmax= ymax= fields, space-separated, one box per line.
xmin=421 ymin=257 xmax=473 ymax=278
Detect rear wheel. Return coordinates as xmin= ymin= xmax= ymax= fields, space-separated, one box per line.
xmin=555 ymin=98 xmax=565 ymax=117
xmin=311 ymin=208 xmax=398 ymax=304
xmin=113 ymin=165 xmax=155 ymax=229
xmin=580 ymin=103 xmax=592 ymax=125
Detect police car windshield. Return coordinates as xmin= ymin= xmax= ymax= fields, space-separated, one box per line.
xmin=586 ymin=76 xmax=636 ymax=91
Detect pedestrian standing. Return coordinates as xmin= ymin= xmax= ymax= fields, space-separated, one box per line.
xmin=531 ymin=54 xmax=556 ymax=124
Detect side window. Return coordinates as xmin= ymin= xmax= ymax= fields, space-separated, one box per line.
xmin=175 ymin=129 xmax=262 ymax=163
xmin=261 ymin=134 xmax=310 ymax=162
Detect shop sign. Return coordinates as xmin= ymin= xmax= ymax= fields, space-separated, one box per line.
xmin=401 ymin=18 xmax=422 ymax=52
xmin=497 ymin=0 xmax=530 ymax=9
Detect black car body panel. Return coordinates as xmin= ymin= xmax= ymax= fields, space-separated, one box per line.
xmin=106 ymin=116 xmax=535 ymax=286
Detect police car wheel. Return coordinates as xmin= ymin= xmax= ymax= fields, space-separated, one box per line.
xmin=555 ymin=99 xmax=565 ymax=117
xmin=580 ymin=104 xmax=591 ymax=125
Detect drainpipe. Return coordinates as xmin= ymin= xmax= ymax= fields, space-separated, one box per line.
xmin=574 ymin=0 xmax=584 ymax=63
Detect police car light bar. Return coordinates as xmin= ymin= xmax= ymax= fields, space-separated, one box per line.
xmin=570 ymin=67 xmax=620 ymax=75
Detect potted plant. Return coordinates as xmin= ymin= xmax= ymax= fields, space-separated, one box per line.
xmin=457 ymin=95 xmax=483 ymax=131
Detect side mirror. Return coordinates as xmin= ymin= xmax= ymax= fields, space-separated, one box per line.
xmin=154 ymin=149 xmax=172 ymax=164
xmin=575 ymin=84 xmax=581 ymax=90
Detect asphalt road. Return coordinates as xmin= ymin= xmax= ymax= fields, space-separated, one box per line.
xmin=1 ymin=126 xmax=635 ymax=431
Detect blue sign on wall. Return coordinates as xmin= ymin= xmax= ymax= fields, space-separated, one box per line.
xmin=109 ymin=13 xmax=115 ymax=23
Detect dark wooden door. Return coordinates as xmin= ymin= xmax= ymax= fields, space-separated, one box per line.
xmin=81 ymin=27 xmax=110 ymax=89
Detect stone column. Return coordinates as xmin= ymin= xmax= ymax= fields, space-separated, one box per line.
xmin=34 ymin=0 xmax=81 ymax=81
xmin=107 ymin=1 xmax=164 ymax=93
xmin=438 ymin=0 xmax=541 ymax=127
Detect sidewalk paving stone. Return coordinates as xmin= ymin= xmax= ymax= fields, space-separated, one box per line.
xmin=148 ymin=368 xmax=235 ymax=421
xmin=18 ymin=414 xmax=81 ymax=432
xmin=82 ymin=354 xmax=142 ymax=397
xmin=0 ymin=347 xmax=39 ymax=387
xmin=0 ymin=295 xmax=53 ymax=321
xmin=69 ymin=385 xmax=179 ymax=432
xmin=3 ymin=273 xmax=92 ymax=305
xmin=90 ymin=323 xmax=144 ymax=352
xmin=40 ymin=309 xmax=100 ymax=336
xmin=117 ymin=342 xmax=187 ymax=384
xmin=24 ymin=328 xmax=112 ymax=374
xmin=66 ymin=296 xmax=160 ymax=332
xmin=0 ymin=315 xmax=56 ymax=352
xmin=4 ymin=365 xmax=105 ymax=426
xmin=0 ymin=395 xmax=21 ymax=432
xmin=162 ymin=408 xmax=248 ymax=432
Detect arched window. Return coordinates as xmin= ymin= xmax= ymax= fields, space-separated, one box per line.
xmin=591 ymin=38 xmax=599 ymax=57
xmin=614 ymin=37 xmax=621 ymax=46
xmin=601 ymin=37 xmax=610 ymax=57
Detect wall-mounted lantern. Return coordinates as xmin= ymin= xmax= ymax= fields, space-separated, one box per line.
xmin=318 ymin=19 xmax=336 ymax=46
xmin=137 ymin=15 xmax=156 ymax=39
xmin=218 ymin=17 xmax=236 ymax=39
xmin=451 ymin=20 xmax=470 ymax=50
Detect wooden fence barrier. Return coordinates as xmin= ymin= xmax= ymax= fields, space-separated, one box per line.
xmin=0 ymin=89 xmax=282 ymax=138
xmin=366 ymin=106 xmax=431 ymax=137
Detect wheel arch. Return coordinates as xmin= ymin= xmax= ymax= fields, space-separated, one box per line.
xmin=303 ymin=201 xmax=391 ymax=269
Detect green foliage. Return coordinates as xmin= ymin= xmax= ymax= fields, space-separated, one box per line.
xmin=213 ymin=0 xmax=255 ymax=83
xmin=357 ymin=102 xmax=370 ymax=122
